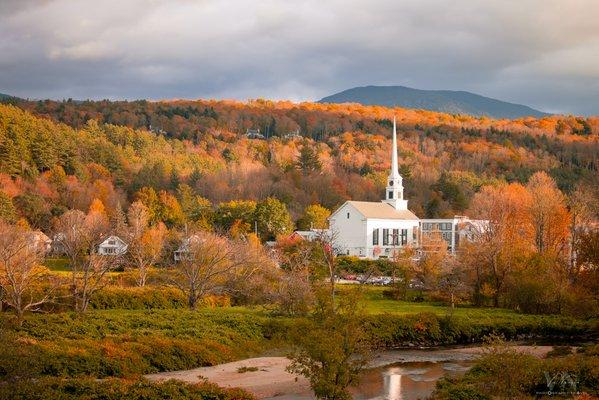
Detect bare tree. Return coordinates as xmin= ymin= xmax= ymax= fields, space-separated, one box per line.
xmin=169 ymin=231 xmax=271 ymax=309
xmin=54 ymin=209 xmax=119 ymax=313
xmin=0 ymin=222 xmax=57 ymax=325
xmin=127 ymin=201 xmax=166 ymax=287
xmin=414 ymin=231 xmax=448 ymax=294
xmin=389 ymin=246 xmax=416 ymax=300
xmin=312 ymin=230 xmax=340 ymax=306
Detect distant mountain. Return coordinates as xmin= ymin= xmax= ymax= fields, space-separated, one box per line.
xmin=319 ymin=85 xmax=549 ymax=119
xmin=0 ymin=92 xmax=19 ymax=101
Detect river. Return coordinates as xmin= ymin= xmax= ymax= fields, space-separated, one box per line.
xmin=146 ymin=345 xmax=555 ymax=399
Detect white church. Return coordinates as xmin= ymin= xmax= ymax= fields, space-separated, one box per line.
xmin=328 ymin=118 xmax=485 ymax=259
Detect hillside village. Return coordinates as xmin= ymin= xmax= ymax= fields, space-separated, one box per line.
xmin=1 ymin=99 xmax=598 ymax=400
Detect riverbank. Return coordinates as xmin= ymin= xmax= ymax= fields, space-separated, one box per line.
xmin=145 ymin=345 xmax=557 ymax=399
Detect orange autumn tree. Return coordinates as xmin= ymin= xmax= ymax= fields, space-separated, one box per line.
xmin=466 ymin=183 xmax=535 ymax=306
xmin=526 ymin=172 xmax=571 ymax=257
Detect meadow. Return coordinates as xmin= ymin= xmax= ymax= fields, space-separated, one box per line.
xmin=2 ymin=283 xmax=595 ymax=381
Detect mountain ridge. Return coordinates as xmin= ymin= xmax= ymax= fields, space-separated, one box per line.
xmin=319 ymin=85 xmax=549 ymax=119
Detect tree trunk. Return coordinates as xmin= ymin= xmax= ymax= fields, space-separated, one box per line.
xmin=188 ymin=290 xmax=198 ymax=310
xmin=137 ymin=266 xmax=147 ymax=287
xmin=16 ymin=308 xmax=24 ymax=327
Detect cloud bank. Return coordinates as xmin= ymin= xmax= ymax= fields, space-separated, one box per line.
xmin=1 ymin=0 xmax=598 ymax=114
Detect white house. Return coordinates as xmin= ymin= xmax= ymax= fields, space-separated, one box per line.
xmin=329 ymin=118 xmax=420 ymax=259
xmin=289 ymin=229 xmax=330 ymax=242
xmin=28 ymin=231 xmax=52 ymax=254
xmin=173 ymin=235 xmax=204 ymax=262
xmin=246 ymin=128 xmax=265 ymax=139
xmin=97 ymin=236 xmax=128 ymax=256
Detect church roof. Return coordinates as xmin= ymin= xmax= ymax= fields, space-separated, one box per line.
xmin=343 ymin=201 xmax=419 ymax=220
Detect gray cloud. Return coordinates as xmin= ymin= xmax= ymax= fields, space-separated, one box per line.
xmin=1 ymin=0 xmax=598 ymax=115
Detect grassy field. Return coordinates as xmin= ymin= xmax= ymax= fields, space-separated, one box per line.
xmin=1 ymin=290 xmax=595 ymax=382
xmin=344 ymin=284 xmax=529 ymax=319
xmin=43 ymin=257 xmax=71 ymax=271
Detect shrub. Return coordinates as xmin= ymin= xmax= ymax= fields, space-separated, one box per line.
xmin=89 ymin=287 xmax=230 ymax=310
xmin=336 ymin=256 xmax=394 ymax=275
xmin=431 ymin=343 xmax=599 ymax=399
xmin=0 ymin=310 xmax=269 ymax=380
xmin=89 ymin=287 xmax=187 ymax=310
xmin=0 ymin=377 xmax=255 ymax=400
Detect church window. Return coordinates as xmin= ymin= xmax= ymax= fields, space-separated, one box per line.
xmin=347 ymin=212 xmax=350 ymax=219
xmin=389 ymin=181 xmax=393 ymax=186
xmin=373 ymin=229 xmax=379 ymax=245
xmin=388 ymin=191 xmax=393 ymax=199
xmin=401 ymin=229 xmax=408 ymax=245
xmin=392 ymin=229 xmax=399 ymax=245
xmin=383 ymin=229 xmax=389 ymax=245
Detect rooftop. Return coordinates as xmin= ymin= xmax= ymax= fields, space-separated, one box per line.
xmin=343 ymin=201 xmax=419 ymax=220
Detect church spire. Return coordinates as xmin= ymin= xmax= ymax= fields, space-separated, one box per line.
xmin=383 ymin=116 xmax=408 ymax=210
xmin=390 ymin=116 xmax=399 ymax=179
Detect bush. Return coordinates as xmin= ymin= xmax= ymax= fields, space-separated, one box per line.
xmin=89 ymin=287 xmax=187 ymax=310
xmin=431 ymin=343 xmax=599 ymax=399
xmin=0 ymin=310 xmax=270 ymax=380
xmin=0 ymin=309 xmax=594 ymax=381
xmin=0 ymin=377 xmax=255 ymax=400
xmin=336 ymin=256 xmax=395 ymax=275
xmin=363 ymin=312 xmax=592 ymax=347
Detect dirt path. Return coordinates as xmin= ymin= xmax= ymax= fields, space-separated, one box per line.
xmin=144 ymin=345 xmax=556 ymax=399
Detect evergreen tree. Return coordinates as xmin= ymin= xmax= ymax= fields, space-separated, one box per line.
xmin=0 ymin=191 xmax=17 ymax=223
xmin=177 ymin=184 xmax=213 ymax=227
xmin=30 ymin=130 xmax=57 ymax=171
xmin=134 ymin=187 xmax=161 ymax=224
xmin=296 ymin=144 xmax=322 ymax=175
xmin=0 ymin=138 xmax=21 ymax=177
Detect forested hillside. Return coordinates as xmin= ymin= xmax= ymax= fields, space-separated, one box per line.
xmin=1 ymin=99 xmax=598 ymax=233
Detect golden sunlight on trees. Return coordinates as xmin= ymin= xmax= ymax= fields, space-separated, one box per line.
xmin=168 ymin=231 xmax=274 ymax=309
xmin=465 ymin=183 xmax=534 ymax=306
xmin=526 ymin=172 xmax=570 ymax=256
xmin=297 ymin=204 xmax=331 ymax=230
xmin=54 ymin=207 xmax=119 ymax=313
xmin=0 ymin=222 xmax=56 ymax=324
xmin=126 ymin=201 xmax=167 ymax=287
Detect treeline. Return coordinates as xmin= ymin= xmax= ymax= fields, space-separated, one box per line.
xmin=385 ymin=171 xmax=598 ymax=318
xmin=1 ymin=101 xmax=598 ymax=234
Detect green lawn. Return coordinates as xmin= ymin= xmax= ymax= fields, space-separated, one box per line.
xmin=343 ymin=284 xmax=548 ymax=320
xmin=43 ymin=257 xmax=71 ymax=271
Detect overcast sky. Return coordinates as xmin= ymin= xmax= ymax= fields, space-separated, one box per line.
xmin=1 ymin=0 xmax=598 ymax=115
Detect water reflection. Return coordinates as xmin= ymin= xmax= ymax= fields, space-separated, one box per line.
xmin=351 ymin=361 xmax=472 ymax=400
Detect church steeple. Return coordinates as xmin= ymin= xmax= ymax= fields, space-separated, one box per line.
xmin=383 ymin=117 xmax=408 ymax=210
